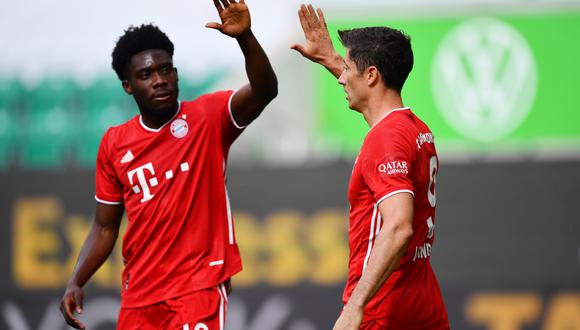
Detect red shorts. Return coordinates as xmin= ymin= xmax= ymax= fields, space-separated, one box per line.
xmin=117 ymin=284 xmax=228 ymax=330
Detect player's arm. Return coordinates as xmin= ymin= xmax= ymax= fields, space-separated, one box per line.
xmin=206 ymin=0 xmax=278 ymax=126
xmin=333 ymin=193 xmax=414 ymax=330
xmin=59 ymin=202 xmax=124 ymax=330
xmin=291 ymin=4 xmax=343 ymax=78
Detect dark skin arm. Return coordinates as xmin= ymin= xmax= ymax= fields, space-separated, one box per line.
xmin=206 ymin=0 xmax=278 ymax=126
xmin=59 ymin=203 xmax=124 ymax=329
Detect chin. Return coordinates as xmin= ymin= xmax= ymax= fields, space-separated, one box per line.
xmin=346 ymin=101 xmax=360 ymax=112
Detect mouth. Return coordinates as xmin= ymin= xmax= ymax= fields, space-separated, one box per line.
xmin=152 ymin=91 xmax=173 ymax=102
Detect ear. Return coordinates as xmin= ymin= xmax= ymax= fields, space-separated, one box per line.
xmin=122 ymin=80 xmax=132 ymax=95
xmin=174 ymin=67 xmax=179 ymax=82
xmin=366 ymin=66 xmax=380 ymax=87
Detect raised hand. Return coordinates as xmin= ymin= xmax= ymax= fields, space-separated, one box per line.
xmin=291 ymin=4 xmax=343 ymax=77
xmin=206 ymin=0 xmax=251 ymax=38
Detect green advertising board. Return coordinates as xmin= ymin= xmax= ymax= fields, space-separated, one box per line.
xmin=314 ymin=11 xmax=580 ymax=158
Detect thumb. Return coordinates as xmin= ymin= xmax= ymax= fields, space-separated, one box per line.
xmin=205 ymin=22 xmax=223 ymax=31
xmin=74 ymin=291 xmax=84 ymax=314
xmin=290 ymin=43 xmax=306 ymax=55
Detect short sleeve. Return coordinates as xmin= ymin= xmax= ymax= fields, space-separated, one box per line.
xmin=95 ymin=129 xmax=123 ymax=205
xmin=200 ymin=90 xmax=245 ymax=148
xmin=361 ymin=130 xmax=415 ymax=204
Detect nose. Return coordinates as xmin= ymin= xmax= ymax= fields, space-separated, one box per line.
xmin=152 ymin=71 xmax=168 ymax=88
xmin=338 ymin=70 xmax=346 ymax=86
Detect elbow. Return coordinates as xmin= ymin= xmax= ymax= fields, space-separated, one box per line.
xmin=265 ymin=77 xmax=278 ymax=102
xmin=396 ymin=224 xmax=414 ymax=247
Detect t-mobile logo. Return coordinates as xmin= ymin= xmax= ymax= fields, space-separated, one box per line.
xmin=126 ymin=161 xmax=190 ymax=203
xmin=127 ymin=162 xmax=157 ymax=203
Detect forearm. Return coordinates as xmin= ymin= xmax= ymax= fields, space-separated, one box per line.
xmin=236 ymin=30 xmax=278 ymax=103
xmin=347 ymin=224 xmax=412 ymax=309
xmin=68 ymin=223 xmax=118 ymax=288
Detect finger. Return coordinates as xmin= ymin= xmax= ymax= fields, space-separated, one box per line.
xmin=60 ymin=299 xmax=75 ymax=321
xmin=316 ymin=8 xmax=328 ymax=28
xmin=298 ymin=5 xmax=312 ymax=31
xmin=219 ymin=0 xmax=230 ymax=8
xmin=307 ymin=4 xmax=319 ymax=24
xmin=212 ymin=0 xmax=224 ymax=13
xmin=205 ymin=22 xmax=223 ymax=31
xmin=290 ymin=44 xmax=306 ymax=56
xmin=60 ymin=301 xmax=84 ymax=329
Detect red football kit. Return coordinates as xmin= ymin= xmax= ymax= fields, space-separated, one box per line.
xmin=95 ymin=90 xmax=243 ymax=310
xmin=345 ymin=108 xmax=449 ymax=329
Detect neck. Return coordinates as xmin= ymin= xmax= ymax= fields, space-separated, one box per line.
xmin=361 ymin=89 xmax=404 ymax=128
xmin=140 ymin=103 xmax=179 ymax=130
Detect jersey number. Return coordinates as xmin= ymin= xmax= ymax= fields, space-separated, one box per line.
xmin=426 ymin=155 xmax=438 ymax=239
xmin=427 ymin=155 xmax=437 ymax=207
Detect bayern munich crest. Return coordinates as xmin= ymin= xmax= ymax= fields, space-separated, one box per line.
xmin=170 ymin=118 xmax=188 ymax=138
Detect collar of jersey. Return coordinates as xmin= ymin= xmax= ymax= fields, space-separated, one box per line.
xmin=139 ymin=101 xmax=182 ymax=133
xmin=369 ymin=107 xmax=411 ymax=131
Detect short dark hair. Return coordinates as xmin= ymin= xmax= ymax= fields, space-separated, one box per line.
xmin=338 ymin=27 xmax=413 ymax=93
xmin=111 ymin=24 xmax=175 ymax=80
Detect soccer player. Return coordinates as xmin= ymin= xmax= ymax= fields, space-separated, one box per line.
xmin=59 ymin=0 xmax=277 ymax=329
xmin=292 ymin=4 xmax=449 ymax=330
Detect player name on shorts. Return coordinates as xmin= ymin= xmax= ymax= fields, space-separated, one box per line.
xmin=416 ymin=132 xmax=434 ymax=150
xmin=412 ymin=242 xmax=432 ymax=262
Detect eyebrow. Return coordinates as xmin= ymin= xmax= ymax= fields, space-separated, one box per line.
xmin=134 ymin=60 xmax=173 ymax=72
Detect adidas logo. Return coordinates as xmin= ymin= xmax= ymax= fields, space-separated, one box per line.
xmin=121 ymin=150 xmax=134 ymax=164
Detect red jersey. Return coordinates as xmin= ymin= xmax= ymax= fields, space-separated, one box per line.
xmin=345 ymin=108 xmax=449 ymax=328
xmin=95 ymin=90 xmax=243 ymax=308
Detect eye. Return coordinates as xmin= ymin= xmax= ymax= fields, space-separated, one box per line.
xmin=138 ymin=70 xmax=151 ymax=79
xmin=160 ymin=64 xmax=174 ymax=75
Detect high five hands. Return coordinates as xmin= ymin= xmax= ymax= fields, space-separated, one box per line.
xmin=207 ymin=0 xmax=251 ymax=38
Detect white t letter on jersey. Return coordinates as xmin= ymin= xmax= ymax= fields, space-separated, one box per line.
xmin=128 ymin=162 xmax=156 ymax=203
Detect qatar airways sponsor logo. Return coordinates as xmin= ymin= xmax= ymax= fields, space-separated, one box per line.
xmin=378 ymin=161 xmax=408 ymax=176
xmin=127 ymin=161 xmax=190 ymax=203
xmin=416 ymin=132 xmax=434 ymax=150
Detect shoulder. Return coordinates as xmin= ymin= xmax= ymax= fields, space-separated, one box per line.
xmin=186 ymin=90 xmax=234 ymax=107
xmin=362 ymin=112 xmax=418 ymax=157
xmin=100 ymin=116 xmax=138 ymax=150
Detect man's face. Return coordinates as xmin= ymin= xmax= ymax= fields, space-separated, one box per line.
xmin=338 ymin=50 xmax=366 ymax=112
xmin=123 ymin=49 xmax=179 ymax=116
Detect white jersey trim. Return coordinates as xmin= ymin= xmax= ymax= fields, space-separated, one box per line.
xmin=376 ymin=189 xmax=414 ymax=205
xmin=225 ymin=185 xmax=235 ymax=245
xmin=369 ymin=107 xmax=411 ymax=131
xmin=217 ymin=284 xmax=226 ymax=330
xmin=94 ymin=196 xmax=122 ymax=205
xmin=228 ymin=90 xmax=246 ymax=129
xmin=139 ymin=101 xmax=181 ymax=132
xmin=362 ymin=203 xmax=378 ymax=272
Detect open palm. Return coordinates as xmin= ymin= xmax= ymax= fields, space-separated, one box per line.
xmin=291 ymin=4 xmax=336 ymax=63
xmin=207 ymin=0 xmax=251 ymax=38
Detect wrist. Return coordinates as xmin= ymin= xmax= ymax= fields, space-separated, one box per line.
xmin=318 ymin=51 xmax=342 ymax=66
xmin=235 ymin=29 xmax=254 ymax=42
xmin=345 ymin=297 xmax=365 ymax=311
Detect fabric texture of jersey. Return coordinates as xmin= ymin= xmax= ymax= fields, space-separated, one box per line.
xmin=117 ymin=284 xmax=229 ymax=330
xmin=95 ymin=90 xmax=243 ymax=308
xmin=345 ymin=108 xmax=449 ymax=328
